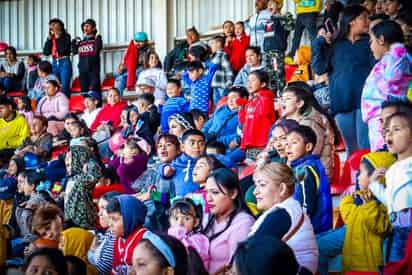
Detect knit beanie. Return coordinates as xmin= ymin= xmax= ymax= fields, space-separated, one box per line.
xmin=169 ymin=112 xmax=195 ymax=131
xmin=361 ymin=152 xmax=396 ymax=184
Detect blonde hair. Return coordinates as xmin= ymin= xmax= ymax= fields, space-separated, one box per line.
xmin=268 ymin=0 xmax=283 ymax=9
xmin=253 ymin=162 xmax=295 ymax=194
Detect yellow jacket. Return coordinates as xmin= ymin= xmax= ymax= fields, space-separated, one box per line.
xmin=0 ymin=113 xmax=30 ymax=150
xmin=339 ymin=193 xmax=391 ymax=273
xmin=294 ymin=0 xmax=322 ymax=14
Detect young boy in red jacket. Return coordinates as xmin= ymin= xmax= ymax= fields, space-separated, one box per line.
xmin=224 ymin=21 xmax=250 ymax=75
xmin=238 ymin=70 xmax=276 ymax=160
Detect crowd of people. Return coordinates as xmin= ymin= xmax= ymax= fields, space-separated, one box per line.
xmin=0 ymin=0 xmax=412 ymax=274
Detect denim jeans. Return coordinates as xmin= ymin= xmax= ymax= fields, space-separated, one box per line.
xmin=335 ymin=109 xmax=370 ymax=156
xmin=52 ymin=57 xmax=72 ymax=97
xmin=0 ymin=76 xmax=16 ymax=92
xmin=316 ymin=226 xmax=346 ymax=275
xmin=388 ymin=226 xmax=412 ymax=262
xmin=288 ymin=12 xmax=319 ymax=58
xmin=114 ymin=67 xmax=144 ymax=95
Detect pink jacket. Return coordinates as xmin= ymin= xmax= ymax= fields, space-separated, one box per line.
xmin=168 ymin=226 xmax=210 ymax=269
xmin=36 ymin=92 xmax=69 ymax=120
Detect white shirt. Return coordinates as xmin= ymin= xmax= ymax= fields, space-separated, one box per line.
xmin=81 ymin=107 xmax=101 ymax=128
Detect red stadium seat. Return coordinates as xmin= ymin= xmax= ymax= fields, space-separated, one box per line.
xmin=101 ymin=76 xmax=115 ymax=91
xmin=7 ymin=91 xmax=25 ymax=98
xmin=330 ymin=152 xmax=343 ymax=195
xmin=69 ymin=95 xmax=85 ymax=114
xmin=70 ymin=76 xmax=82 ymax=93
xmin=340 ymin=149 xmax=370 ymax=188
xmin=51 ymin=145 xmax=68 ymax=160
xmin=215 ymin=96 xmax=228 ymax=110
xmin=239 ymin=164 xmax=256 ymax=180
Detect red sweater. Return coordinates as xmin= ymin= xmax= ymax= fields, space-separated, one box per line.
xmin=238 ymin=88 xmax=276 ymax=150
xmin=123 ymin=41 xmax=139 ymax=89
xmin=224 ymin=33 xmax=250 ymax=73
xmin=90 ymin=100 xmax=128 ymax=132
xmin=112 ymin=227 xmax=147 ymax=274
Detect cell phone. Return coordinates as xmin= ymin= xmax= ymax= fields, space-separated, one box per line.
xmin=324 ymin=18 xmax=335 ymax=34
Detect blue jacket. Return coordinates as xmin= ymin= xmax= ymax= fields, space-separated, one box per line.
xmin=182 ymin=61 xmax=217 ymax=113
xmin=0 ymin=172 xmax=17 ymax=200
xmin=117 ymin=195 xmax=147 ymax=238
xmin=202 ymin=106 xmax=239 ymax=148
xmin=160 ymin=97 xmax=190 ymax=133
xmin=291 ymin=154 xmax=332 ymax=234
xmin=311 ymin=36 xmax=375 ymax=115
xmin=159 ymin=153 xmax=200 ymax=197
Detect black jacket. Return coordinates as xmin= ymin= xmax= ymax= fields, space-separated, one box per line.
xmin=43 ymin=32 xmax=72 ymax=57
xmin=72 ymin=35 xmax=103 ymax=72
xmin=163 ymin=41 xmax=189 ymax=74
xmin=136 ymin=105 xmax=160 ymax=146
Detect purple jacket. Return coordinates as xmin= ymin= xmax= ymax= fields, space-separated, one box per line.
xmin=109 ymin=154 xmax=148 ymax=194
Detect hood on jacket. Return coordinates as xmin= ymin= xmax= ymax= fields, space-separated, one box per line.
xmin=117 ymin=195 xmax=147 ymax=238
xmin=257 ymin=88 xmax=276 ymax=100
xmin=68 ymin=145 xmax=91 ymax=176
xmin=61 ymin=227 xmax=94 ymax=261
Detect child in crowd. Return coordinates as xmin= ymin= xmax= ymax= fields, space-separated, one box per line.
xmin=225 ymin=21 xmax=250 ymax=75
xmin=286 ymin=125 xmax=332 ymax=234
xmin=133 ymin=93 xmax=160 ymax=147
xmin=81 ymin=90 xmax=101 ymax=128
xmin=362 ymin=20 xmax=412 ymax=151
xmin=135 ymin=76 xmax=156 ymax=96
xmin=223 ymin=20 xmax=235 ymax=46
xmin=340 ymin=152 xmax=394 ymax=273
xmin=109 ymin=137 xmax=149 ymax=194
xmin=233 ymin=46 xmax=265 ymax=87
xmin=0 ymin=158 xmax=24 ymax=224
xmin=26 ymin=55 xmax=40 ymax=91
xmin=290 ymin=46 xmax=312 ymax=83
xmin=182 ymin=60 xmax=217 ymax=115
xmin=108 ymin=106 xmax=138 ymax=155
xmin=15 ymin=171 xmax=46 ymax=247
xmin=363 ymin=0 xmax=377 ymax=15
xmin=28 ymin=61 xmax=58 ymax=102
xmin=16 ymin=96 xmax=34 ymax=125
xmin=29 ymin=204 xmax=63 ymax=252
xmin=210 ymin=35 xmax=233 ymax=106
xmin=369 ymin=112 xmax=412 ymax=262
xmin=159 ymin=129 xmax=206 ymax=197
xmin=263 ymin=0 xmax=294 ymax=93
xmin=190 ymin=109 xmax=208 ymax=131
xmin=168 ymin=112 xmax=195 ymax=139
xmin=106 ymin=195 xmax=148 ymax=274
xmin=64 ymin=145 xmax=102 ymax=229
xmin=238 ymin=70 xmax=276 ymax=160
xmin=168 ymin=198 xmax=210 ymax=268
xmin=203 ymin=86 xmax=248 ymax=153
xmin=72 ymin=19 xmax=102 ymax=94
xmin=281 ymin=84 xmax=335 ymax=179
xmin=87 ymin=192 xmax=120 ymax=274
xmin=161 ymin=78 xmax=189 ymax=133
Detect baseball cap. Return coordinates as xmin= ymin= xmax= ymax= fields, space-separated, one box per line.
xmin=84 ymin=90 xmax=101 ymax=101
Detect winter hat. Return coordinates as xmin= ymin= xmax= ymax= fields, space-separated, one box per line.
xmin=134 ymin=32 xmax=148 ymax=42
xmin=361 ymin=152 xmax=396 ymax=184
xmin=136 ymin=77 xmax=156 ymax=88
xmin=168 ymin=112 xmax=195 ymax=131
xmin=117 ymin=195 xmax=147 ymax=238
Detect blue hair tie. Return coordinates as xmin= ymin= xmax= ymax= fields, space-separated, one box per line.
xmin=142 ymin=231 xmax=176 ymax=268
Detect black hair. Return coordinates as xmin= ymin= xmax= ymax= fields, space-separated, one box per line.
xmin=139 ymin=234 xmax=188 ymax=275
xmin=288 ymin=125 xmax=318 ymax=151
xmin=186 ymin=26 xmax=200 ymax=37
xmin=235 ymin=21 xmax=245 ymax=28
xmin=28 ymin=54 xmax=41 ymax=64
xmin=65 ymin=255 xmax=86 ymax=275
xmin=369 ymin=13 xmax=390 ymax=21
xmin=170 ymin=198 xmax=203 ymax=232
xmin=69 ymin=120 xmax=90 ymax=137
xmin=167 ymin=78 xmax=182 ymax=88
xmin=5 ymin=46 xmax=17 ymax=59
xmin=229 ymin=86 xmax=249 ymax=98
xmin=0 ymin=95 xmax=16 ymax=109
xmin=213 ymin=35 xmax=226 ymax=47
xmin=157 ymin=134 xmax=181 ymax=149
xmin=187 ymin=60 xmax=205 ymax=71
xmin=397 ymin=11 xmax=412 ymax=26
xmin=47 ymin=79 xmax=60 ymax=89
xmin=124 ymin=137 xmax=144 ymax=153
xmin=324 ymin=1 xmax=344 ymax=26
xmin=144 ymin=50 xmax=162 ymax=69
xmin=381 ymin=100 xmax=412 ymax=112
xmin=138 ymin=93 xmax=155 ymax=105
xmin=246 ymin=46 xmax=261 ymax=57
xmin=23 ymin=248 xmax=68 ymax=275
xmin=249 ymin=70 xmax=269 ymax=86
xmin=371 ymin=20 xmax=404 ymax=45
xmin=49 ymin=18 xmax=65 ymax=30
xmin=337 ymin=5 xmax=369 ymax=40
xmin=233 ymin=236 xmax=299 ymax=275
xmin=206 ymin=140 xmax=226 ymax=155
xmin=101 ymin=167 xmax=120 ymax=185
xmin=20 ymin=170 xmax=42 ymax=188
xmin=223 ymin=20 xmax=235 ymax=27
xmin=38 ymin=60 xmax=53 ymax=74
xmin=105 ymin=197 xmax=121 ymax=214
xmin=282 ymin=85 xmax=314 ymax=115
xmin=190 ymin=109 xmax=207 ymax=121
xmin=181 ymin=129 xmax=205 ymax=143
xmin=17 ymin=96 xmax=32 ymax=112
xmin=196 ymin=155 xmax=226 ymax=171
xmin=203 ymin=168 xmax=250 ymax=241
xmin=101 ymin=191 xmax=121 ymax=202
xmin=65 ymin=112 xmax=80 ymax=121
xmin=187 ymin=247 xmax=209 ymax=275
